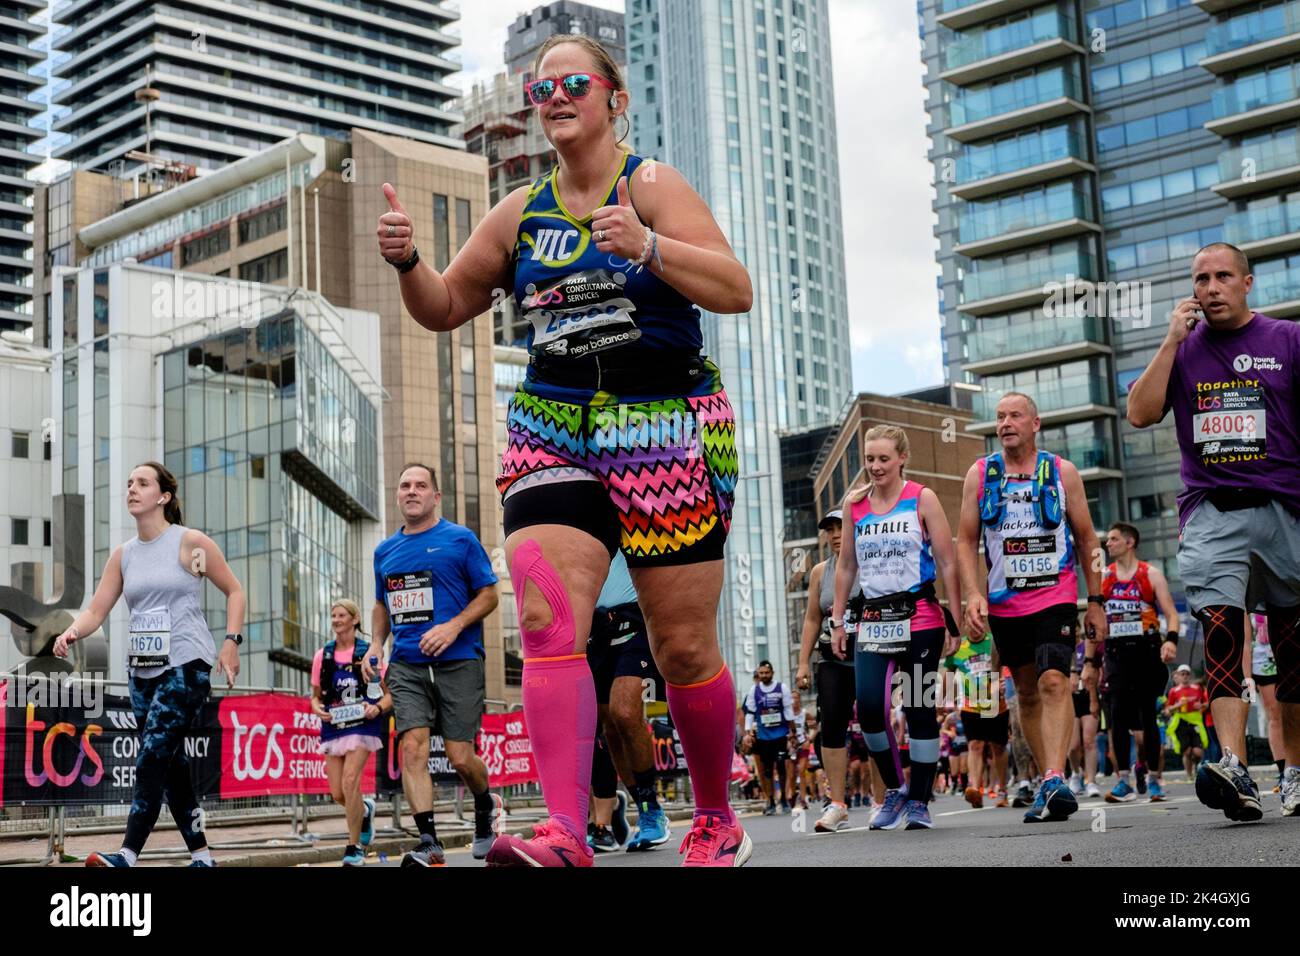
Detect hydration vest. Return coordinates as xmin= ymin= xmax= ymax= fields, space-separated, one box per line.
xmin=978 ymin=451 xmax=1063 ymax=531
xmin=320 ymin=638 xmax=372 ymax=709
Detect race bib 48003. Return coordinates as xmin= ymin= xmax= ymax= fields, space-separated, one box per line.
xmin=1193 ymin=385 xmax=1265 ymax=459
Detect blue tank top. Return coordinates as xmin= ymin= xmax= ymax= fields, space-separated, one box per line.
xmin=512 ymin=152 xmax=705 ymax=403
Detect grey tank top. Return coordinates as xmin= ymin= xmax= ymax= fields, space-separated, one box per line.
xmin=817 ymin=553 xmax=860 ymax=660
xmin=120 ymin=523 xmax=214 ymax=677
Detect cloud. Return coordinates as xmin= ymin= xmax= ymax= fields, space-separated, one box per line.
xmin=830 ymin=0 xmax=942 ymax=395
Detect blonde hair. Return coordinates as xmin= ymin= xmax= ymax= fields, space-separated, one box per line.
xmin=531 ymin=33 xmax=632 ymax=152
xmin=847 ymin=425 xmax=911 ymax=505
xmin=330 ymin=599 xmax=365 ymax=636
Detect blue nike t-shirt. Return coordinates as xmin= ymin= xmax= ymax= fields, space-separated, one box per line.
xmin=373 ymin=520 xmax=498 ymax=664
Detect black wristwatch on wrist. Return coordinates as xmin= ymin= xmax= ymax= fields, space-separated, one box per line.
xmin=225 ymin=633 xmax=243 ymax=647
xmin=1087 ymin=595 xmax=1106 ymax=606
xmin=1164 ymin=630 xmax=1178 ymax=645
xmin=389 ymin=246 xmax=420 ymax=273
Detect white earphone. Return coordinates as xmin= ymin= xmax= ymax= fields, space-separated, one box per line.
xmin=610 ymin=93 xmax=618 ymax=109
xmin=157 ymin=498 xmax=165 ymax=505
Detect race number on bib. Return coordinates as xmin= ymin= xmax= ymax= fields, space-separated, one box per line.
xmin=1193 ymin=387 xmax=1265 ymax=458
xmin=385 ymin=571 xmax=434 ymax=626
xmin=760 ymin=711 xmax=783 ymax=728
xmin=1108 ymin=620 xmax=1145 ymax=638
xmin=1003 ymin=536 xmax=1059 ymax=590
xmin=128 ymin=607 xmax=172 ymax=669
xmin=856 ymin=603 xmax=912 ymax=655
xmin=329 ymin=703 xmax=367 ymax=728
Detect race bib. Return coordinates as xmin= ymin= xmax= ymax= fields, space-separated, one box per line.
xmin=969 ymin=657 xmax=992 ymax=675
xmin=128 ymin=607 xmax=171 ymax=669
xmin=1109 ymin=620 xmax=1145 ymax=638
xmin=857 ymin=606 xmax=912 ymax=654
xmin=385 ymin=571 xmax=434 ymax=626
xmin=1193 ymin=386 xmax=1265 ymax=459
xmin=524 ymin=269 xmax=641 ymax=360
xmin=329 ymin=703 xmax=367 ymax=728
xmin=1003 ymin=536 xmax=1059 ymax=590
xmin=760 ymin=711 xmax=783 ymax=728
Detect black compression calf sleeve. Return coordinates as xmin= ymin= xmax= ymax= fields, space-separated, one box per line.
xmin=1198 ymin=605 xmax=1245 ymax=702
xmin=1268 ymin=603 xmax=1300 ymax=704
xmin=591 ymin=736 xmax=618 ymax=800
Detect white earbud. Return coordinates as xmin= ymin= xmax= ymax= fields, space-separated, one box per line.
xmin=610 ymin=94 xmax=618 ymax=109
xmin=157 ymin=498 xmax=165 ymax=505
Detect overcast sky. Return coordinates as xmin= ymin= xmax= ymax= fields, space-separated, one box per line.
xmin=457 ymin=0 xmax=943 ymax=395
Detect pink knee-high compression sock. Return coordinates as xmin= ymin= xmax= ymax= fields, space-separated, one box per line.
xmin=514 ymin=540 xmax=596 ymax=845
xmin=667 ymin=665 xmax=737 ymax=824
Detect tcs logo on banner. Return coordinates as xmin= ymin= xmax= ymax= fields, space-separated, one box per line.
xmin=228 ymin=710 xmax=285 ymax=782
xmin=24 ymin=706 xmax=105 ymax=788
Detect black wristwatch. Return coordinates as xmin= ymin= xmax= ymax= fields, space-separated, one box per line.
xmin=1086 ymin=655 xmax=1102 ymax=666
xmin=1164 ymin=630 xmax=1178 ymax=645
xmin=389 ymin=246 xmax=420 ymax=273
xmin=225 ymin=633 xmax=244 ymax=647
xmin=1086 ymin=595 xmax=1106 ymax=606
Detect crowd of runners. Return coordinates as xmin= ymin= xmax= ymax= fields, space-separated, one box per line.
xmin=44 ymin=31 xmax=1299 ymax=868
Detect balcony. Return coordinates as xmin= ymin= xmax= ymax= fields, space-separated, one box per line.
xmin=1224 ymin=197 xmax=1300 ymax=257
xmin=1201 ymin=0 xmax=1300 ymax=74
xmin=952 ymin=125 xmax=1096 ymax=200
xmin=947 ymin=66 xmax=1090 ymax=142
xmin=970 ymin=375 xmax=1115 ymax=432
xmin=937 ymin=0 xmax=1048 ymax=30
xmin=1214 ymin=131 xmax=1300 ymax=198
xmin=941 ymin=7 xmax=1084 ymax=85
xmin=1253 ymin=261 xmax=1300 ymax=317
xmin=959 ymin=247 xmax=1097 ymax=315
xmin=1195 ymin=0 xmax=1255 ymax=13
xmin=1062 ymin=437 xmax=1121 ymax=478
xmin=955 ymin=182 xmax=1100 ymax=257
xmin=964 ymin=312 xmax=1110 ymax=375
xmin=1206 ymin=64 xmax=1300 ymax=136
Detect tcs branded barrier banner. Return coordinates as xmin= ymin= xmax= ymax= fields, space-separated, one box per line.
xmin=0 ymin=679 xmax=691 ymax=806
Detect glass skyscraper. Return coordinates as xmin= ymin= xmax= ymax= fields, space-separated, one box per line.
xmin=627 ymin=0 xmax=852 ymax=678
xmin=922 ymin=0 xmax=1300 ymax=598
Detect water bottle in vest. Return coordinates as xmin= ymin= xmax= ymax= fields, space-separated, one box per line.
xmin=366 ymin=656 xmax=381 ymax=705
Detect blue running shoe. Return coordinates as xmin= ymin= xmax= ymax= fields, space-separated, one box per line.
xmin=1106 ymin=778 xmax=1137 ymax=803
xmin=86 ymin=851 xmax=131 ymax=867
xmin=360 ymin=796 xmax=376 ymax=847
xmin=341 ymin=847 xmax=365 ymax=867
xmin=187 ymin=859 xmax=215 ymax=867
xmin=1024 ymin=777 xmax=1076 ymax=822
xmin=902 ymin=800 xmax=933 ymax=830
xmin=1045 ymin=776 xmax=1079 ymax=818
xmin=1148 ymin=777 xmax=1166 ymax=803
xmin=869 ymin=789 xmax=908 ymax=830
xmin=626 ymin=805 xmax=671 ymax=852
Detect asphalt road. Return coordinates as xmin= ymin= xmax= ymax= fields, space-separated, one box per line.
xmin=345 ymin=771 xmax=1297 ymax=868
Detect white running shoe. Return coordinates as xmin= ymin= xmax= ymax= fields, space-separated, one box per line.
xmin=1085 ymin=782 xmax=1101 ymax=799
xmin=814 ymin=802 xmax=850 ymax=832
xmin=1068 ymin=773 xmax=1084 ymax=796
xmin=1281 ymin=767 xmax=1300 ymax=818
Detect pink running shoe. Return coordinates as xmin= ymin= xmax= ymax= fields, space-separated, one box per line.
xmin=484 ymin=818 xmax=593 ymax=868
xmin=678 ymin=814 xmax=753 ymax=867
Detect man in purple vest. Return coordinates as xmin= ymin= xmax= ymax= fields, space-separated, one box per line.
xmin=1128 ymin=242 xmax=1300 ymax=822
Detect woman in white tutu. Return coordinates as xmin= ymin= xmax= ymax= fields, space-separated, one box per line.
xmin=310 ymin=598 xmax=391 ymax=866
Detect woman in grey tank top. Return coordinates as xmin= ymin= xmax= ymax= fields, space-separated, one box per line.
xmin=794 ymin=509 xmax=862 ymax=833
xmin=54 ymin=461 xmax=245 ymax=867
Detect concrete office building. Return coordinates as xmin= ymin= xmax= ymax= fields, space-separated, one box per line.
xmin=505 ymin=1 xmax=626 ymax=77
xmin=29 ymin=131 xmax=513 ymax=701
xmin=628 ymin=0 xmax=853 ymax=680
xmin=50 ymin=264 xmax=384 ymax=690
xmin=921 ymin=0 xmax=1300 ymax=594
xmin=0 ymin=334 xmax=54 ymax=673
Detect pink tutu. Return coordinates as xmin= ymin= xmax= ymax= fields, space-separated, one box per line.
xmin=320 ymin=734 xmax=383 ymax=757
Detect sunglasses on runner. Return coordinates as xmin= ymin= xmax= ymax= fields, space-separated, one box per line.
xmin=525 ymin=73 xmax=616 ymax=106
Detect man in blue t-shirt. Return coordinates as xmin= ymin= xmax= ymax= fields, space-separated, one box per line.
xmin=370 ymin=463 xmax=500 ymax=866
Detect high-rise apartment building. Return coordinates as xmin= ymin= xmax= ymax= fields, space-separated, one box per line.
xmin=3 ymin=1 xmax=48 ymax=334
xmin=922 ymin=0 xmax=1300 ymax=595
xmin=628 ymin=0 xmax=853 ymax=679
